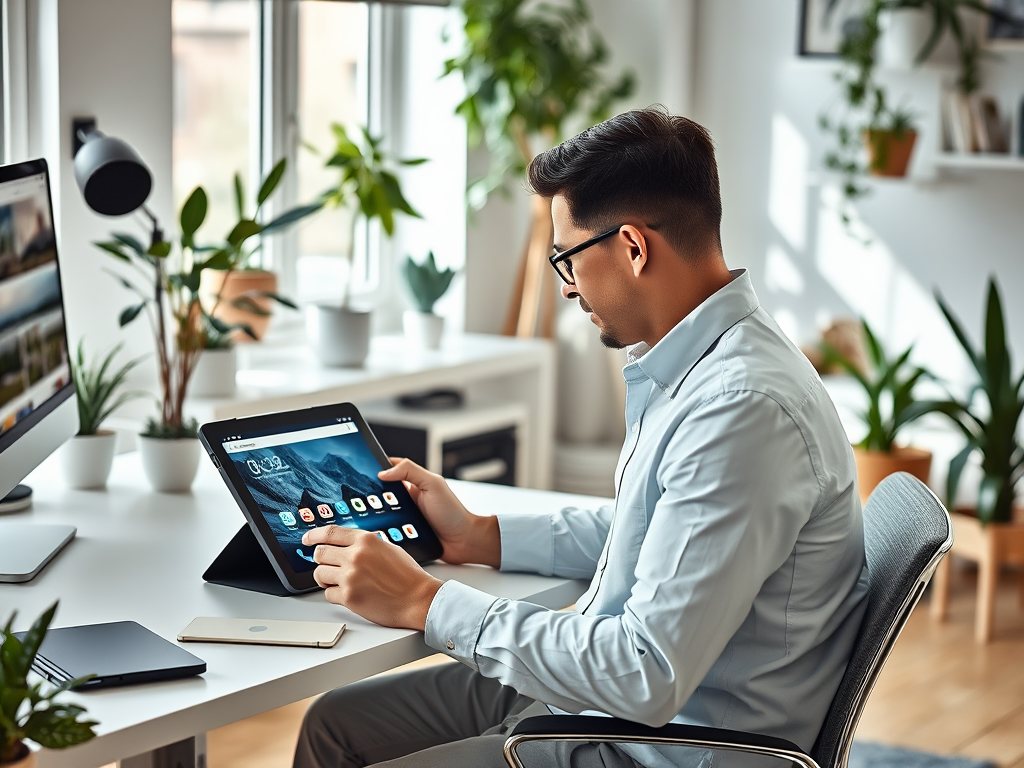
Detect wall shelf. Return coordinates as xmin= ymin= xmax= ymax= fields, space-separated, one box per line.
xmin=934 ymin=153 xmax=1024 ymax=171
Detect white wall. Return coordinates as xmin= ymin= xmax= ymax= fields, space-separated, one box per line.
xmin=464 ymin=0 xmax=692 ymax=334
xmin=30 ymin=0 xmax=173 ymax=382
xmin=691 ymin=0 xmax=1024 ymax=385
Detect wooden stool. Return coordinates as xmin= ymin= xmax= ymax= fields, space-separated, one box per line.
xmin=930 ymin=511 xmax=1024 ymax=643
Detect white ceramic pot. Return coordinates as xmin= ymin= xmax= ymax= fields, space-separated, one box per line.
xmin=137 ymin=436 xmax=201 ymax=493
xmin=403 ymin=310 xmax=444 ymax=350
xmin=190 ymin=347 xmax=238 ymax=398
xmin=306 ymin=305 xmax=371 ymax=367
xmin=60 ymin=430 xmax=118 ymax=489
xmin=878 ymin=8 xmax=955 ymax=68
xmin=2 ymin=743 xmax=36 ymax=768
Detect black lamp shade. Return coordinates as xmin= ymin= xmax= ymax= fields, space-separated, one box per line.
xmin=73 ymin=134 xmax=152 ymax=216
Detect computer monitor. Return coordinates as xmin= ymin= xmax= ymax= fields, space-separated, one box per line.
xmin=0 ymin=158 xmax=79 ymax=582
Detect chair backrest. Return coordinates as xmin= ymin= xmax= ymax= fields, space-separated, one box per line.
xmin=811 ymin=472 xmax=953 ymax=768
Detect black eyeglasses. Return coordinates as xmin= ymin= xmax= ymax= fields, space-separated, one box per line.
xmin=549 ymin=225 xmax=623 ymax=285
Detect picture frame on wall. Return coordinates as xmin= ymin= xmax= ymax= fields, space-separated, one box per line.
xmin=798 ymin=0 xmax=868 ymax=57
xmin=984 ymin=0 xmax=1024 ymax=48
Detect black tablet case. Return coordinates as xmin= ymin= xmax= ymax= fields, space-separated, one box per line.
xmin=203 ymin=525 xmax=296 ymax=597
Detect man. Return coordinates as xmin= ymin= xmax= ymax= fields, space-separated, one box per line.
xmin=294 ymin=107 xmax=868 ymax=768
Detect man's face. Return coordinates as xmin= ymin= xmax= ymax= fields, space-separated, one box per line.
xmin=551 ymin=195 xmax=639 ymax=349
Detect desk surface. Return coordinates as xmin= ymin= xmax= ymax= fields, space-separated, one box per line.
xmin=3 ymin=452 xmax=599 ymax=768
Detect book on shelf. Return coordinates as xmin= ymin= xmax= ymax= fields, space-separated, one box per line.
xmin=943 ymin=91 xmax=1009 ymax=155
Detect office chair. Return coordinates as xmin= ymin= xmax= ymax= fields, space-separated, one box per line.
xmin=503 ymin=472 xmax=954 ymax=768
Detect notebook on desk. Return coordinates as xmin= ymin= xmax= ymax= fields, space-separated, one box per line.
xmin=15 ymin=620 xmax=206 ymax=690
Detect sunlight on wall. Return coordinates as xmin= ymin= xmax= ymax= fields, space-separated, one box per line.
xmin=768 ymin=113 xmax=808 ymax=253
xmin=765 ymin=244 xmax=805 ymax=296
xmin=814 ymin=186 xmax=967 ymax=384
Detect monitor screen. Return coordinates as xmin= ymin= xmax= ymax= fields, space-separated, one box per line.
xmin=0 ymin=162 xmax=72 ymax=453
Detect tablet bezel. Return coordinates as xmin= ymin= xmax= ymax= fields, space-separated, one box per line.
xmin=199 ymin=402 xmax=444 ymax=594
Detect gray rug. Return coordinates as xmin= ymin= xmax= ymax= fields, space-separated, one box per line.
xmin=850 ymin=742 xmax=996 ymax=768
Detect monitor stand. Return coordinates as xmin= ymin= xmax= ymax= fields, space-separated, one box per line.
xmin=0 ymin=485 xmax=33 ymax=514
xmin=0 ymin=521 xmax=76 ymax=582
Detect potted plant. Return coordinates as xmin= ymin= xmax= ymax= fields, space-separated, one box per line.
xmin=822 ymin=318 xmax=934 ymax=501
xmin=925 ymin=277 xmax=1024 ymax=641
xmin=1 ymin=603 xmax=98 ymax=767
xmin=188 ymin=319 xmax=238 ymax=399
xmin=199 ymin=160 xmax=318 ymax=343
xmin=819 ymin=0 xmax=995 ymax=225
xmin=401 ymin=251 xmax=456 ymax=350
xmin=443 ymin=0 xmax=634 ymax=337
xmin=60 ymin=341 xmax=144 ymax=489
xmin=306 ymin=124 xmax=425 ymax=367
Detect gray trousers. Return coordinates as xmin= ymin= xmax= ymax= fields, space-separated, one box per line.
xmin=293 ymin=661 xmax=642 ymax=768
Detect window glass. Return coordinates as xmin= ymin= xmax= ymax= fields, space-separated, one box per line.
xmin=295 ymin=1 xmax=370 ymax=304
xmin=172 ymin=0 xmax=255 ymax=243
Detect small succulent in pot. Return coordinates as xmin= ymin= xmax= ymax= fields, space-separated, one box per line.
xmin=401 ymin=252 xmax=456 ymax=351
xmin=402 ymin=251 xmax=456 ymax=315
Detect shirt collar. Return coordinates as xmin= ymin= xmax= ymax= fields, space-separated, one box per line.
xmin=624 ymin=269 xmax=760 ymax=396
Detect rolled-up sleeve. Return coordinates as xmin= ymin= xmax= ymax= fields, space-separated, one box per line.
xmin=423 ymin=392 xmax=820 ymax=726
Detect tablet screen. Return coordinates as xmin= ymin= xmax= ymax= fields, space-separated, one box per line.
xmin=219 ymin=415 xmax=439 ymax=575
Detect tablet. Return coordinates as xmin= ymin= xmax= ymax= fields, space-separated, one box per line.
xmin=199 ymin=403 xmax=444 ymax=594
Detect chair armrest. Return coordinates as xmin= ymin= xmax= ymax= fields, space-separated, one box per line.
xmin=504 ymin=715 xmax=820 ymax=768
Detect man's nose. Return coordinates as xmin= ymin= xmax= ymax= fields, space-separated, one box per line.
xmin=560 ymin=282 xmax=578 ymax=300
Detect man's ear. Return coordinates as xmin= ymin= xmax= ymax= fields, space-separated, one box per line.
xmin=620 ymin=225 xmax=647 ymax=278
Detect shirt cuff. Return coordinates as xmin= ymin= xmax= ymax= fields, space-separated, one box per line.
xmin=424 ymin=579 xmax=499 ymax=669
xmin=496 ymin=513 xmax=554 ymax=574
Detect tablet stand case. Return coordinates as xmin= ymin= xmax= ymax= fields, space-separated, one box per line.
xmin=203 ymin=525 xmax=294 ymax=597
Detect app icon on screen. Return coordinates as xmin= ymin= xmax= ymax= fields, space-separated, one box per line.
xmin=317 ymin=504 xmax=334 ymax=519
xmin=387 ymin=528 xmax=403 ymax=542
xmin=367 ymin=495 xmax=383 ymax=509
xmin=351 ymin=498 xmax=366 ymax=512
xmin=335 ymin=500 xmax=350 ymax=515
xmin=296 ymin=548 xmax=316 ymax=563
xmin=279 ymin=510 xmax=297 ymax=527
xmin=298 ymin=507 xmax=316 ymax=523
xmin=383 ymin=492 xmax=398 ymax=506
xmin=402 ymin=524 xmax=418 ymax=539
xmin=374 ymin=531 xmax=388 ymax=542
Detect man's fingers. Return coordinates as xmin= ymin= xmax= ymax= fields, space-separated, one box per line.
xmin=378 ymin=457 xmax=433 ymax=487
xmin=303 ymin=524 xmax=362 ymax=547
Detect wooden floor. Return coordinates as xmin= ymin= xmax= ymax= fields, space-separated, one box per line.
xmin=192 ymin=563 xmax=1024 ymax=767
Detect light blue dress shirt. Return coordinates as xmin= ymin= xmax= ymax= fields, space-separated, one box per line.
xmin=425 ymin=270 xmax=868 ymax=767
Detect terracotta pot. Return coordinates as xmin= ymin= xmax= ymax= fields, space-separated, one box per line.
xmin=200 ymin=269 xmax=278 ymax=342
xmin=865 ymin=129 xmax=917 ymax=177
xmin=1 ymin=743 xmax=35 ymax=768
xmin=853 ymin=446 xmax=931 ymax=504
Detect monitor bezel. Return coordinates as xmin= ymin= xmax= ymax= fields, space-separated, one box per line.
xmin=0 ymin=158 xmax=76 ymax=466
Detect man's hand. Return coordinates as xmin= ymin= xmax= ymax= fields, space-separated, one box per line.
xmin=304 ymin=525 xmax=443 ymax=630
xmin=378 ymin=458 xmax=501 ymax=568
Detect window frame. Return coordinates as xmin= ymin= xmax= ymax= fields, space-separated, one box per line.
xmin=2 ymin=0 xmax=29 ymax=163
xmin=257 ymin=0 xmax=380 ymax=309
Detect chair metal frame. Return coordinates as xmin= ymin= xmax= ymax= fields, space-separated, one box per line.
xmin=503 ymin=476 xmax=954 ymax=768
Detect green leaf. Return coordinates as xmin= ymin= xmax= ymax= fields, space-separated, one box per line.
xmin=111 ymin=233 xmax=145 ymax=256
xmin=200 ymin=249 xmax=234 ymax=271
xmin=227 ymin=219 xmax=263 ymax=248
xmin=936 ymin=290 xmax=982 ymax=376
xmin=946 ymin=444 xmax=976 ymax=509
xmin=257 ymin=159 xmax=287 ymax=207
xmin=253 ymin=291 xmax=297 ymax=309
xmin=260 ymin=202 xmax=324 ymax=234
xmin=179 ymin=186 xmax=208 ymax=246
xmin=984 ymin=277 xmax=1008 ymax=392
xmin=234 ymin=173 xmax=245 ymax=220
xmin=146 ymin=240 xmax=171 ymax=258
xmin=399 ymin=157 xmax=429 ymax=166
xmin=94 ymin=241 xmax=132 ymax=262
xmin=119 ymin=303 xmax=146 ymax=327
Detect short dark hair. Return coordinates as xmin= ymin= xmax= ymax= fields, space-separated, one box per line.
xmin=528 ymin=106 xmax=722 ymax=256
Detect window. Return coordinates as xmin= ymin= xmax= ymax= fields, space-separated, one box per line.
xmin=293 ymin=1 xmax=370 ymax=305
xmin=172 ymin=0 xmax=257 ymax=242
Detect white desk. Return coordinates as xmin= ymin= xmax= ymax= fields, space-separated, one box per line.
xmin=187 ymin=333 xmax=556 ymax=489
xmin=2 ymin=451 xmax=600 ymax=768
